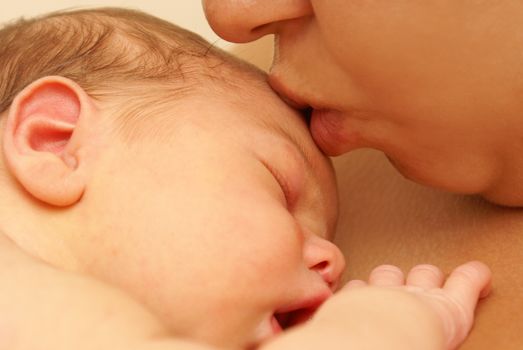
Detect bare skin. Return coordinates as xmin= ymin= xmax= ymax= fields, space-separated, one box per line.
xmin=227 ymin=41 xmax=523 ymax=348
xmin=0 ymin=68 xmax=490 ymax=350
xmin=202 ymin=1 xmax=523 ymax=346
xmin=333 ymin=150 xmax=523 ymax=350
xmin=0 ymin=233 xmax=490 ymax=350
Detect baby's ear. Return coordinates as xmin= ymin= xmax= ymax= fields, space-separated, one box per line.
xmin=2 ymin=76 xmax=101 ymax=207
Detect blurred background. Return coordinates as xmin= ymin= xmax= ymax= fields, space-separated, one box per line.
xmin=0 ymin=0 xmax=273 ymax=70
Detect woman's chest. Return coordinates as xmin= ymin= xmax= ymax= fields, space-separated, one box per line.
xmin=333 ymin=150 xmax=523 ymax=349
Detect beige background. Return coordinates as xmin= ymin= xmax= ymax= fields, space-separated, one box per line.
xmin=0 ymin=0 xmax=274 ymax=69
xmin=0 ymin=1 xmax=218 ymax=42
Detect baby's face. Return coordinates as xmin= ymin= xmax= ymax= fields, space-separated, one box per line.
xmin=205 ymin=1 xmax=523 ymax=198
xmin=71 ymin=67 xmax=345 ymax=348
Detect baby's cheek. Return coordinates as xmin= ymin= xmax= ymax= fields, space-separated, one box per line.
xmin=237 ymin=216 xmax=304 ymax=280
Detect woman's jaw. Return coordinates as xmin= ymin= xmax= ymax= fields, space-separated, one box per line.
xmin=268 ymin=72 xmax=523 ymax=207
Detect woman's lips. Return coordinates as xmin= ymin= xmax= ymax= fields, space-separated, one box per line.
xmin=310 ymin=109 xmax=352 ymax=156
xmin=268 ymin=75 xmax=311 ymax=110
xmin=268 ymin=76 xmax=352 ymax=155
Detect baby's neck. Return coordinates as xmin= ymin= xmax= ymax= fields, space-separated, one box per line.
xmin=0 ymin=178 xmax=77 ymax=271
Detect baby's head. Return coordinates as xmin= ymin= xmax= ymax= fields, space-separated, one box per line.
xmin=0 ymin=8 xmax=345 ymax=349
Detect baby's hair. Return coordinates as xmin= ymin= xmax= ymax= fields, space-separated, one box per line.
xmin=0 ymin=7 xmax=230 ymax=139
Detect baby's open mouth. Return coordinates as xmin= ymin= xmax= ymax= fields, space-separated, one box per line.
xmin=249 ymin=295 xmax=330 ymax=350
xmin=273 ymin=306 xmax=318 ymax=330
xmin=272 ymin=295 xmax=328 ymax=332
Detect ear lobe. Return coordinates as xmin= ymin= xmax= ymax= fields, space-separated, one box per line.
xmin=3 ymin=76 xmax=95 ymax=206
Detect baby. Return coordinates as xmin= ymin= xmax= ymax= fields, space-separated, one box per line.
xmin=0 ymin=8 xmax=490 ymax=350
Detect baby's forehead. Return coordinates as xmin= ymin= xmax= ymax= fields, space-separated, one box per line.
xmin=201 ymin=51 xmax=271 ymax=95
xmin=189 ymin=60 xmax=314 ymax=156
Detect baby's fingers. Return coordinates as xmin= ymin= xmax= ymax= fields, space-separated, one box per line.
xmin=342 ymin=279 xmax=367 ymax=290
xmin=368 ymin=265 xmax=405 ymax=287
xmin=443 ymin=261 xmax=492 ymax=312
xmin=406 ymin=264 xmax=445 ymax=289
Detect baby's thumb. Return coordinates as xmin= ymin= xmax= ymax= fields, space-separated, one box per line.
xmin=444 ymin=261 xmax=492 ymax=310
xmin=443 ymin=261 xmax=491 ymax=349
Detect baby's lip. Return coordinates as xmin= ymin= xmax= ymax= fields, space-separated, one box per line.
xmin=250 ymin=291 xmax=331 ymax=349
xmin=273 ymin=290 xmax=332 ymax=330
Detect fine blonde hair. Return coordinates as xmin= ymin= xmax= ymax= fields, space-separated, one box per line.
xmin=0 ymin=7 xmax=227 ymax=137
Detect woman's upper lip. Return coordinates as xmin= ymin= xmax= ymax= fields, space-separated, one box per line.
xmin=268 ymin=75 xmax=314 ymax=110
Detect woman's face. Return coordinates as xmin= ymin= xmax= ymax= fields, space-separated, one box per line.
xmin=203 ymin=1 xmax=523 ymax=201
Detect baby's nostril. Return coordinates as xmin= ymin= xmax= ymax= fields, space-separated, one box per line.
xmin=313 ymin=261 xmax=329 ymax=272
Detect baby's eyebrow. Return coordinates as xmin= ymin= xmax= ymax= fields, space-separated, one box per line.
xmin=285 ymin=131 xmax=315 ymax=172
xmin=263 ymin=119 xmax=315 ymax=172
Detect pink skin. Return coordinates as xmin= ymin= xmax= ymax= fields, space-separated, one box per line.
xmin=344 ymin=261 xmax=491 ymax=350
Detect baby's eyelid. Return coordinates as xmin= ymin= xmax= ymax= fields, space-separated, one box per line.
xmin=261 ymin=160 xmax=294 ymax=209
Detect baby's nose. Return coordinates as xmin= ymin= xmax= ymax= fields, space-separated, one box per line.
xmin=303 ymin=235 xmax=346 ymax=291
xmin=202 ymin=0 xmax=313 ymax=43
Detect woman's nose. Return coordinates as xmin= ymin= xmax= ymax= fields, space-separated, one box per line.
xmin=202 ymin=0 xmax=313 ymax=43
xmin=303 ymin=235 xmax=346 ymax=291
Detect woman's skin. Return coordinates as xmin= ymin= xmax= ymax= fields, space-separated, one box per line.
xmin=202 ymin=1 xmax=523 ymax=348
xmin=333 ymin=150 xmax=523 ymax=350
xmin=203 ymin=0 xmax=523 ymax=206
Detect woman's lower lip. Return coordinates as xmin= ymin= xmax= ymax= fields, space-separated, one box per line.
xmin=310 ymin=109 xmax=351 ymax=156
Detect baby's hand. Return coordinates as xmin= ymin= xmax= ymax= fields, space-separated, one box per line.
xmin=343 ymin=261 xmax=491 ymax=349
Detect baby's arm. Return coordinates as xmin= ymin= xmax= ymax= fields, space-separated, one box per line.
xmin=262 ymin=262 xmax=491 ymax=350
xmin=0 ymin=234 xmax=213 ymax=350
